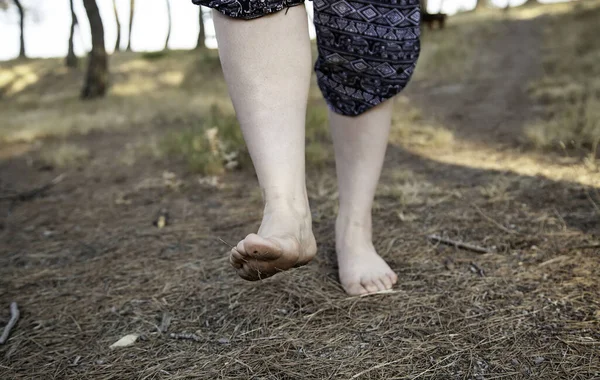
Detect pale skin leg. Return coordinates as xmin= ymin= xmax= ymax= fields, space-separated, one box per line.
xmin=213 ymin=7 xmax=398 ymax=294
xmin=329 ymin=101 xmax=399 ymax=295
xmin=213 ymin=7 xmax=317 ymax=280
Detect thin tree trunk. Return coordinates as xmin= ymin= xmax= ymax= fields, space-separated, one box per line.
xmin=13 ymin=0 xmax=25 ymax=58
xmin=126 ymin=0 xmax=135 ymax=51
xmin=164 ymin=0 xmax=171 ymax=50
xmin=66 ymin=0 xmax=78 ymax=68
xmin=113 ymin=0 xmax=121 ymax=52
xmin=196 ymin=7 xmax=206 ymax=50
xmin=474 ymin=0 xmax=489 ymax=10
xmin=81 ymin=0 xmax=108 ymax=99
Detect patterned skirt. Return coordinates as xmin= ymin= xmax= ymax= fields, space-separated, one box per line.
xmin=192 ymin=0 xmax=421 ymax=116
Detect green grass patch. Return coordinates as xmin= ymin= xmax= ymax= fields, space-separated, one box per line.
xmin=160 ymin=105 xmax=247 ymax=175
xmin=141 ymin=51 xmax=169 ymax=60
xmin=305 ymin=105 xmax=333 ymax=169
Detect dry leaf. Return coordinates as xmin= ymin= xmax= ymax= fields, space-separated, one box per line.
xmin=205 ymin=127 xmax=220 ymax=155
xmin=198 ymin=176 xmax=220 ymax=188
xmin=153 ymin=209 xmax=169 ymax=229
xmin=109 ymin=334 xmax=139 ymax=349
xmin=162 ymin=171 xmax=176 ymax=181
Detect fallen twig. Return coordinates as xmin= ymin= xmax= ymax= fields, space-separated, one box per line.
xmin=351 ymin=358 xmax=404 ymax=379
xmin=428 ymin=235 xmax=494 ymax=254
xmin=570 ymin=244 xmax=600 ymax=252
xmin=472 ymin=203 xmax=518 ymax=235
xmin=0 ymin=174 xmax=65 ymax=203
xmin=169 ymin=332 xmax=201 ymax=342
xmin=469 ymin=262 xmax=486 ymax=277
xmin=0 ymin=302 xmax=20 ymax=344
xmin=159 ymin=312 xmax=172 ymax=333
xmin=585 ymin=189 xmax=600 ymax=214
xmin=555 ymin=243 xmax=600 ymax=254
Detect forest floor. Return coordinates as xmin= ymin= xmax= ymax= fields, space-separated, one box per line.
xmin=1 ymin=2 xmax=599 ymax=379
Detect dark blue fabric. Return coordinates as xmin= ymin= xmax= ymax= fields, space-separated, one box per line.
xmin=193 ymin=0 xmax=421 ymax=116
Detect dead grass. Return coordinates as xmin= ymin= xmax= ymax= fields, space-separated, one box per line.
xmin=414 ymin=10 xmax=503 ymax=83
xmin=118 ymin=138 xmax=162 ymax=167
xmin=0 ymin=50 xmax=228 ymax=144
xmin=38 ymin=143 xmax=90 ymax=168
xmin=1 ymin=7 xmax=599 ymax=380
xmin=1 ymin=141 xmax=599 ymax=379
xmin=524 ymin=0 xmax=600 ymax=157
xmin=390 ymin=96 xmax=455 ymax=150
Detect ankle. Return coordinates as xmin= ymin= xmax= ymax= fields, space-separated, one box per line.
xmin=264 ymin=195 xmax=310 ymax=220
xmin=335 ymin=213 xmax=373 ymax=243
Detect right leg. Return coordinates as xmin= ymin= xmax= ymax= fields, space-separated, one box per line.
xmin=212 ymin=7 xmax=317 ymax=280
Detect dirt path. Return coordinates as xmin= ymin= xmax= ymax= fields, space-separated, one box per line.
xmin=1 ymin=15 xmax=599 ymax=380
xmin=409 ymin=16 xmax=542 ymax=147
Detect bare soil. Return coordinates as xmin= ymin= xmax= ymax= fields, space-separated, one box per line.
xmin=1 ymin=12 xmax=599 ymax=380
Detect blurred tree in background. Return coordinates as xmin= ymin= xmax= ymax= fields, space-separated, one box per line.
xmin=112 ymin=0 xmax=122 ymax=52
xmin=12 ymin=0 xmax=25 ymax=58
xmin=81 ymin=0 xmax=107 ymax=99
xmin=126 ymin=0 xmax=135 ymax=51
xmin=196 ymin=7 xmax=206 ymax=50
xmin=164 ymin=0 xmax=171 ymax=51
xmin=66 ymin=0 xmax=78 ymax=68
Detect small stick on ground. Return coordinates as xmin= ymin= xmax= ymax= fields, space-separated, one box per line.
xmin=169 ymin=332 xmax=201 ymax=342
xmin=472 ymin=203 xmax=518 ymax=235
xmin=585 ymin=189 xmax=600 ymax=214
xmin=0 ymin=302 xmax=20 ymax=344
xmin=0 ymin=174 xmax=65 ymax=203
xmin=159 ymin=312 xmax=172 ymax=333
xmin=428 ymin=235 xmax=494 ymax=254
xmin=568 ymin=244 xmax=600 ymax=252
xmin=469 ymin=262 xmax=486 ymax=277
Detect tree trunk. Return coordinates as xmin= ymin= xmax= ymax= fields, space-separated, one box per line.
xmin=66 ymin=0 xmax=78 ymax=68
xmin=474 ymin=0 xmax=489 ymax=10
xmin=81 ymin=0 xmax=108 ymax=99
xmin=164 ymin=0 xmax=171 ymax=50
xmin=13 ymin=0 xmax=25 ymax=58
xmin=113 ymin=0 xmax=121 ymax=52
xmin=126 ymin=0 xmax=135 ymax=51
xmin=196 ymin=7 xmax=206 ymax=50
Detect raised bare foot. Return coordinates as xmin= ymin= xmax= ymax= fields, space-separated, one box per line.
xmin=336 ymin=217 xmax=398 ymax=296
xmin=229 ymin=203 xmax=317 ymax=281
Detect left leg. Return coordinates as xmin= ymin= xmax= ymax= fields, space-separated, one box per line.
xmin=312 ymin=0 xmax=421 ymax=294
xmin=330 ymin=101 xmax=398 ymax=296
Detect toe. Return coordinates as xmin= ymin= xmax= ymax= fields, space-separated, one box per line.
xmin=236 ymin=240 xmax=247 ymax=256
xmin=380 ymin=274 xmax=393 ymax=290
xmin=344 ymin=282 xmax=369 ymax=296
xmin=387 ymin=271 xmax=398 ymax=285
xmin=238 ymin=259 xmax=281 ymax=281
xmin=374 ymin=278 xmax=389 ymax=292
xmin=237 ymin=266 xmax=258 ymax=281
xmin=229 ymin=249 xmax=244 ymax=269
xmin=361 ymin=279 xmax=380 ymax=294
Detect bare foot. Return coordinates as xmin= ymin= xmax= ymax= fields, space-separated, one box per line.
xmin=230 ymin=204 xmax=317 ymax=281
xmin=336 ymin=217 xmax=398 ymax=296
